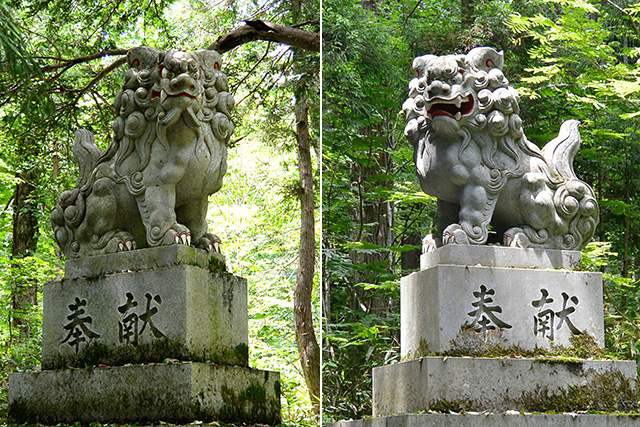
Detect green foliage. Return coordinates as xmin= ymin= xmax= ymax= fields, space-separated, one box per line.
xmin=322 ymin=0 xmax=520 ymax=422
xmin=0 ymin=0 xmax=319 ymax=425
xmin=209 ymin=136 xmax=319 ymax=425
xmin=323 ymin=0 xmax=640 ymax=422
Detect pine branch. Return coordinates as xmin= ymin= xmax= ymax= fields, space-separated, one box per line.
xmin=209 ymin=20 xmax=319 ymax=53
xmin=40 ymin=49 xmax=129 ymax=72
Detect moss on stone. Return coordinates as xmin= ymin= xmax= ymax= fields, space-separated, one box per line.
xmin=403 ymin=338 xmax=430 ymax=360
xmin=439 ymin=329 xmax=609 ymax=360
xmin=427 ymin=398 xmax=477 ymax=413
xmin=219 ymin=384 xmax=281 ymax=425
xmin=556 ymin=333 xmax=607 ymax=359
xmin=519 ymin=369 xmax=638 ymax=413
xmin=44 ymin=338 xmax=249 ymax=370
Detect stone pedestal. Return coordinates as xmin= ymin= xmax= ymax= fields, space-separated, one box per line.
xmin=373 ymin=357 xmax=637 ymax=416
xmin=9 ymin=246 xmax=281 ymax=425
xmin=330 ymin=245 xmax=637 ymax=426
xmin=10 ymin=362 xmax=280 ymax=425
xmin=329 ymin=413 xmax=640 ymax=426
xmin=403 ymin=247 xmax=604 ymax=357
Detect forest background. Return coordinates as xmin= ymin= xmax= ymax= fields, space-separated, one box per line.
xmin=0 ymin=0 xmax=320 ymax=425
xmin=323 ymin=0 xmax=640 ymax=422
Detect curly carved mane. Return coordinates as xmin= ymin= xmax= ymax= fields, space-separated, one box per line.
xmin=80 ymin=47 xmax=235 ymax=196
xmin=402 ymin=47 xmax=598 ymax=251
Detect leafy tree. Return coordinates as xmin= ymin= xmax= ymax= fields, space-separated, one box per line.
xmin=323 ymin=0 xmax=640 ymax=422
xmin=0 ymin=0 xmax=319 ymax=423
xmin=508 ymin=0 xmax=640 ymax=363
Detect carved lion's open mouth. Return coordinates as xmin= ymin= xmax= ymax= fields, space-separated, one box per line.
xmin=152 ymin=90 xmax=202 ymax=104
xmin=426 ymin=95 xmax=474 ymax=121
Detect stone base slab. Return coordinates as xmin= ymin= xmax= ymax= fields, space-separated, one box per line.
xmin=64 ymin=245 xmax=226 ymax=279
xmin=9 ymin=362 xmax=281 ymax=425
xmin=420 ymin=245 xmax=582 ymax=271
xmin=372 ymin=357 xmax=636 ymax=417
xmin=401 ymin=263 xmax=604 ymax=356
xmin=327 ymin=413 xmax=640 ymax=427
xmin=43 ymin=255 xmax=247 ymax=369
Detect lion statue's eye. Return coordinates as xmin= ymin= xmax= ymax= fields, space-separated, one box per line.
xmin=161 ymin=67 xmax=174 ymax=79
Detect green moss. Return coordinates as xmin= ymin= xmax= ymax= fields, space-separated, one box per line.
xmin=556 ymin=333 xmax=607 ymax=359
xmin=219 ymin=384 xmax=281 ymax=425
xmin=440 ymin=329 xmax=609 ymax=360
xmin=533 ymin=356 xmax=582 ymax=365
xmin=519 ymin=369 xmax=638 ymax=413
xmin=403 ymin=338 xmax=430 ymax=360
xmin=428 ymin=398 xmax=477 ymax=413
xmin=232 ymin=343 xmax=249 ymax=366
xmin=208 ymin=254 xmax=227 ymax=272
xmin=44 ymin=338 xmax=249 ymax=370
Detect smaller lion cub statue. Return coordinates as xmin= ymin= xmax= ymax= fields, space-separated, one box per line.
xmin=51 ymin=47 xmax=234 ymax=258
xmin=403 ymin=47 xmax=598 ymax=252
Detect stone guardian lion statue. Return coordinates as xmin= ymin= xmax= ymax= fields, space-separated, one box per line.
xmin=51 ymin=47 xmax=234 ymax=258
xmin=403 ymin=47 xmax=598 ymax=251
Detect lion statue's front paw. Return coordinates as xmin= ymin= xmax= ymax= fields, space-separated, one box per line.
xmin=195 ymin=233 xmax=222 ymax=253
xmin=155 ymin=223 xmax=191 ymax=246
xmin=422 ymin=234 xmax=440 ymax=253
xmin=442 ymin=224 xmax=471 ymax=246
xmin=504 ymin=227 xmax=528 ymax=248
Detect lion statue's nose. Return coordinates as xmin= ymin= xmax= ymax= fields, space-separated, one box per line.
xmin=428 ymin=80 xmax=451 ymax=98
xmin=171 ymin=74 xmax=197 ymax=92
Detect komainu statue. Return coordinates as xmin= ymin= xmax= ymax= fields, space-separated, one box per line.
xmin=403 ymin=47 xmax=598 ymax=251
xmin=51 ymin=47 xmax=234 ymax=258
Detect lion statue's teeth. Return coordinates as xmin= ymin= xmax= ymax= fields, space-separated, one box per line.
xmin=404 ymin=46 xmax=598 ymax=251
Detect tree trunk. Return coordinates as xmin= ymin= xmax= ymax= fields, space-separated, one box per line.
xmin=461 ymin=0 xmax=474 ymax=28
xmin=11 ymin=154 xmax=39 ymax=341
xmin=293 ymin=76 xmax=321 ymax=411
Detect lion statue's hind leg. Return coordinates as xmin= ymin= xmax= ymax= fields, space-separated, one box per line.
xmin=89 ymin=229 xmax=138 ymax=253
xmin=80 ymin=178 xmax=139 ymax=255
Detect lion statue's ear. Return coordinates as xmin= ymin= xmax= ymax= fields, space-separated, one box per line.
xmin=413 ymin=55 xmax=436 ymax=78
xmin=194 ymin=50 xmax=223 ymax=73
xmin=127 ymin=47 xmax=160 ymax=69
xmin=466 ymin=47 xmax=504 ymax=71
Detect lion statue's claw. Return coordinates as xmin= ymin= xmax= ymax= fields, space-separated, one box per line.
xmin=442 ymin=224 xmax=470 ymax=246
xmin=196 ymin=233 xmax=222 ymax=253
xmin=159 ymin=225 xmax=191 ymax=247
xmin=422 ymin=234 xmax=440 ymax=253
xmin=98 ymin=230 xmax=137 ymax=254
xmin=118 ymin=239 xmax=137 ymax=252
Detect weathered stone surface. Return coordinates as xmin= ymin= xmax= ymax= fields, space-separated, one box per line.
xmin=64 ymin=244 xmax=226 ymax=279
xmin=327 ymin=413 xmax=640 ymax=427
xmin=404 ymin=47 xmax=598 ymax=250
xmin=51 ymin=47 xmax=235 ymax=258
xmin=372 ymin=357 xmax=637 ymax=417
xmin=401 ymin=262 xmax=604 ymax=357
xmin=42 ymin=254 xmax=247 ymax=369
xmin=420 ymin=245 xmax=582 ymax=271
xmin=9 ymin=362 xmax=281 ymax=425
